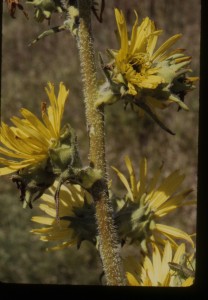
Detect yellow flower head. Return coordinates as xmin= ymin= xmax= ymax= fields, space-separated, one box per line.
xmin=0 ymin=82 xmax=69 ymax=176
xmin=112 ymin=156 xmax=195 ymax=252
xmin=0 ymin=82 xmax=81 ymax=209
xmin=31 ymin=181 xmax=96 ymax=250
xmin=125 ymin=241 xmax=195 ymax=286
xmin=96 ymin=9 xmax=198 ymax=134
xmin=114 ymin=9 xmax=165 ymax=93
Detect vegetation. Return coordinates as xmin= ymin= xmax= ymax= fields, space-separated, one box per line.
xmin=0 ymin=0 xmax=199 ymax=284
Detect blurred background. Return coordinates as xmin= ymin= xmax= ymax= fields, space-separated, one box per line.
xmin=0 ymin=0 xmax=200 ymax=284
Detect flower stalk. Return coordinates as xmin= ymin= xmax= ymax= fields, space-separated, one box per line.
xmin=76 ymin=0 xmax=126 ymax=285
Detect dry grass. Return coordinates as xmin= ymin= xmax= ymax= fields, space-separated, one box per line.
xmin=0 ymin=0 xmax=200 ymax=284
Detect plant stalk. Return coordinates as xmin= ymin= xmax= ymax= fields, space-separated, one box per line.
xmin=76 ymin=0 xmax=126 ymax=285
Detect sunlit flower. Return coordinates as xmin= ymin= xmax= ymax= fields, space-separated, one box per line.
xmin=125 ymin=241 xmax=195 ymax=286
xmin=96 ymin=9 xmax=198 ymax=134
xmin=31 ymin=181 xmax=96 ymax=250
xmin=0 ymin=82 xmax=68 ymax=176
xmin=112 ymin=156 xmax=195 ymax=252
xmin=0 ymin=82 xmax=81 ymax=208
xmin=114 ymin=9 xmax=166 ymax=94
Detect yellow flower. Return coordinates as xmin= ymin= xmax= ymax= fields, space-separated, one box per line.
xmin=0 ymin=82 xmax=82 ymax=209
xmin=125 ymin=241 xmax=195 ymax=286
xmin=112 ymin=156 xmax=195 ymax=251
xmin=0 ymin=82 xmax=68 ymax=176
xmin=114 ymin=9 xmax=165 ymax=93
xmin=114 ymin=9 xmax=197 ymax=99
xmin=31 ymin=181 xmax=96 ymax=250
xmin=96 ymin=9 xmax=198 ymax=134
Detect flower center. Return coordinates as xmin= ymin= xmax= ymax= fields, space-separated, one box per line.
xmin=130 ymin=53 xmax=150 ymax=73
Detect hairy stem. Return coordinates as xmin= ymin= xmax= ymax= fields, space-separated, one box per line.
xmin=76 ymin=0 xmax=126 ymax=286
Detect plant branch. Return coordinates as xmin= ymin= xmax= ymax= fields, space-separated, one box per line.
xmin=76 ymin=0 xmax=126 ymax=286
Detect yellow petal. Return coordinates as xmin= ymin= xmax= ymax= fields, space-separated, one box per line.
xmin=156 ymin=189 xmax=194 ymax=217
xmin=148 ymin=170 xmax=185 ymax=209
xmin=10 ymin=116 xmax=49 ymax=148
xmin=20 ymin=108 xmax=50 ymax=141
xmin=112 ymin=166 xmax=134 ymax=201
xmin=46 ymin=240 xmax=76 ymax=251
xmin=45 ymin=82 xmax=58 ymax=132
xmin=151 ymin=34 xmax=182 ymax=62
xmin=0 ymin=144 xmax=34 ymax=159
xmin=162 ymin=274 xmax=171 ymax=286
xmin=161 ymin=241 xmax=172 ymax=282
xmin=181 ymin=277 xmax=194 ymax=287
xmin=50 ymin=181 xmax=84 ymax=205
xmin=39 ymin=203 xmax=56 ymax=217
xmin=145 ymin=162 xmax=163 ymax=202
xmin=129 ymin=10 xmax=139 ymax=55
xmin=0 ymin=166 xmax=16 ymax=175
xmin=115 ymin=9 xmax=128 ymax=57
xmin=144 ymin=256 xmax=156 ymax=285
xmin=156 ymin=200 xmax=195 ymax=217
xmin=133 ymin=17 xmax=152 ymax=53
xmin=1 ymin=122 xmax=43 ymax=155
xmin=157 ymin=48 xmax=185 ymax=62
xmin=0 ymin=157 xmax=39 ymax=171
xmin=155 ymin=223 xmax=194 ymax=247
xmin=124 ymin=156 xmax=137 ymax=199
xmin=41 ymin=193 xmax=56 ymax=205
xmin=173 ymin=243 xmax=186 ymax=263
xmin=31 ymin=216 xmax=54 ymax=225
xmin=147 ymin=30 xmax=163 ymax=57
xmin=152 ymin=244 xmax=162 ymax=281
xmin=39 ymin=230 xmax=71 ymax=241
xmin=42 ymin=110 xmax=57 ymax=139
xmin=57 ymin=82 xmax=69 ymax=130
xmin=30 ymin=227 xmax=55 ymax=234
xmin=137 ymin=75 xmax=164 ymax=89
xmin=126 ymin=272 xmax=140 ymax=286
xmin=137 ymin=157 xmax=147 ymax=199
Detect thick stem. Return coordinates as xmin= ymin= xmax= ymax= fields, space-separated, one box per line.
xmin=76 ymin=0 xmax=126 ymax=285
